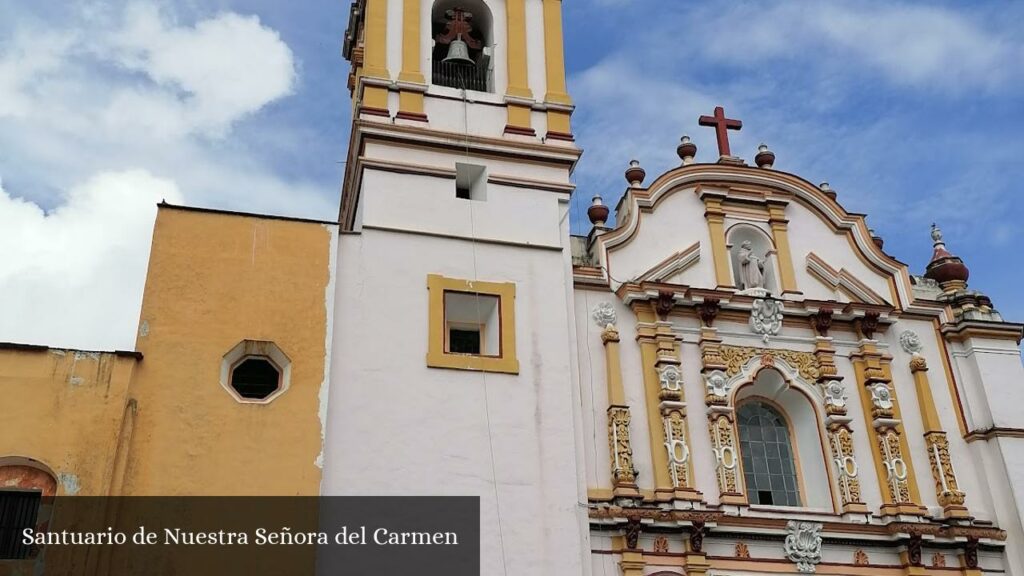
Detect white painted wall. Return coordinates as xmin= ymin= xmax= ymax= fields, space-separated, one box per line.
xmin=326 ymin=228 xmax=585 ymax=576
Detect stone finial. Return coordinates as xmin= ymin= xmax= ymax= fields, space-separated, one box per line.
xmin=624 ymin=159 xmax=646 ymax=187
xmin=755 ymin=143 xmax=775 ymax=169
xmin=819 ymin=182 xmax=837 ymax=200
xmin=587 ymin=195 xmax=610 ymax=227
xmin=677 ymin=135 xmax=698 ymax=165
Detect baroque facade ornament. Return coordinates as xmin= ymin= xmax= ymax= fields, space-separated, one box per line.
xmin=870 ymin=383 xmax=894 ymax=411
xmin=658 ymin=364 xmax=683 ymax=393
xmin=784 ymin=521 xmax=823 ymax=573
xmin=719 ymin=345 xmax=820 ymax=382
xmin=607 ymin=407 xmax=638 ymax=485
xmin=750 ymin=298 xmax=784 ymax=342
xmin=822 ymin=380 xmax=847 ymax=410
xmin=735 ymin=542 xmax=750 ymax=558
xmin=664 ymin=412 xmax=691 ymax=488
xmin=828 ymin=428 xmax=863 ymax=506
xmin=653 ymin=536 xmax=669 ymax=553
xmin=592 ymin=301 xmax=616 ymax=328
xmin=899 ymin=329 xmax=923 ymax=355
xmin=704 ymin=369 xmax=730 ymax=400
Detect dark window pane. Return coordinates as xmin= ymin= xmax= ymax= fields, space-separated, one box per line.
xmin=737 ymin=401 xmax=801 ymax=507
xmin=0 ymin=491 xmax=41 ymax=559
xmin=230 ymin=357 xmax=280 ymax=399
xmin=449 ymin=328 xmax=481 ymax=355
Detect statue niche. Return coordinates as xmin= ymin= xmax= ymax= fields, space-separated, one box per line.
xmin=728 ymin=224 xmax=778 ymax=295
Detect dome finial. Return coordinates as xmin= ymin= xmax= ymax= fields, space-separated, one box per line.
xmin=924 ymin=222 xmax=968 ymax=292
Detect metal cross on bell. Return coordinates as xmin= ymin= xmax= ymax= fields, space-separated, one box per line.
xmin=443 ymin=33 xmax=475 ymax=66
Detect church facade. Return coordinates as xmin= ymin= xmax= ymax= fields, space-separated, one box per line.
xmin=3 ymin=1 xmax=1024 ymax=575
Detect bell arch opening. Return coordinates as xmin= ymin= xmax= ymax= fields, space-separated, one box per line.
xmin=727 ymin=223 xmax=779 ymax=294
xmin=430 ymin=0 xmax=495 ymax=92
xmin=734 ymin=368 xmax=834 ymax=511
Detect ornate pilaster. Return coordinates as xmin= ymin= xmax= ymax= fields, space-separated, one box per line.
xmin=594 ymin=303 xmax=640 ymax=499
xmin=697 ymin=299 xmax=745 ymax=505
xmin=811 ymin=309 xmax=868 ymax=514
xmin=636 ymin=300 xmax=701 ymax=503
xmin=850 ymin=335 xmax=926 ymax=517
xmin=901 ymin=330 xmax=968 ymax=519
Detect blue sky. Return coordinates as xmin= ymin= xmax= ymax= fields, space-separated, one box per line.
xmin=1 ymin=1 xmax=1022 ymax=350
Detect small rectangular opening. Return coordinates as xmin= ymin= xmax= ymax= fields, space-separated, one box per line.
xmin=444 ymin=291 xmax=499 ymax=356
xmin=757 ymin=490 xmax=774 ymax=505
xmin=449 ymin=328 xmax=482 ymax=354
xmin=455 ymin=163 xmax=487 ymax=201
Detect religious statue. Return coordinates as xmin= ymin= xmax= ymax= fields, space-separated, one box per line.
xmin=737 ymin=241 xmax=775 ymax=291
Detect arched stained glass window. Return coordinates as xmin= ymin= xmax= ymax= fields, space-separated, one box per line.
xmin=737 ymin=401 xmax=801 ymax=506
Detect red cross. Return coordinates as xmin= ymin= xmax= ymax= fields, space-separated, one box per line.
xmin=698 ymin=106 xmax=742 ymax=157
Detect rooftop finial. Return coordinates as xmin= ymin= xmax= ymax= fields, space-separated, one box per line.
xmin=755 ymin=143 xmax=775 ymax=169
xmin=677 ymin=135 xmax=697 ymax=165
xmin=587 ymin=194 xmax=610 ymax=228
xmin=930 ymin=222 xmax=944 ymax=246
xmin=624 ymin=159 xmax=646 ymax=188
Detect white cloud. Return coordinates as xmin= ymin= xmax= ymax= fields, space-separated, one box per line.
xmin=104 ymin=3 xmax=296 ymax=136
xmin=0 ymin=2 xmax=327 ymax=350
xmin=684 ymin=2 xmax=1021 ymax=93
xmin=0 ymin=171 xmax=182 ymax=350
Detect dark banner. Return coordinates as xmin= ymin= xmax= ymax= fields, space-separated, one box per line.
xmin=2 ymin=496 xmax=479 ymax=575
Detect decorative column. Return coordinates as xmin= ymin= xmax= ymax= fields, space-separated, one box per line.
xmin=849 ymin=314 xmax=926 ymax=517
xmin=810 ymin=309 xmax=869 ymax=515
xmin=503 ymin=0 xmax=535 ymax=136
xmin=697 ymin=299 xmax=745 ymax=505
xmin=636 ymin=293 xmax=701 ymax=503
xmin=396 ymin=0 xmax=427 ymax=122
xmin=592 ymin=302 xmax=640 ymax=499
xmin=900 ymin=330 xmax=969 ymax=519
xmin=541 ymin=0 xmax=574 ymax=141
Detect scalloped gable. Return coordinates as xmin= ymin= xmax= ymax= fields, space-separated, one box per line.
xmin=593 ymin=163 xmax=913 ymax=309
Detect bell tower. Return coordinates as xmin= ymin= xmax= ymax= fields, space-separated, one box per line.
xmin=339 ymin=0 xmax=579 ymax=227
xmin=329 ymin=2 xmax=588 ymax=575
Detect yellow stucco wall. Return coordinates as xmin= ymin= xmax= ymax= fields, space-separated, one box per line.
xmin=123 ymin=205 xmax=335 ymax=495
xmin=0 ymin=345 xmax=138 ymax=496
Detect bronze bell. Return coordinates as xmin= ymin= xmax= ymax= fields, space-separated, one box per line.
xmin=443 ymin=34 xmax=475 ymax=65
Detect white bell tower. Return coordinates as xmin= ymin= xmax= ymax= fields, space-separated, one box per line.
xmin=326 ymin=2 xmax=590 ymax=575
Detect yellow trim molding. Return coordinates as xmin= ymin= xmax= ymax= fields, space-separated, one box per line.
xmin=426 ymin=274 xmax=518 ymax=374
xmin=700 ymin=191 xmax=734 ymax=289
xmin=362 ymin=0 xmax=389 ymax=79
xmin=767 ymin=201 xmax=799 ymax=294
xmin=397 ymin=0 xmax=424 ymax=84
xmin=541 ymin=0 xmax=571 ymax=105
xmin=504 ymin=0 xmax=533 ymax=100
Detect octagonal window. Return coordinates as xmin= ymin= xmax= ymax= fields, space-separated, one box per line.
xmin=230 ymin=357 xmax=281 ymax=399
xmin=219 ymin=340 xmax=291 ymax=404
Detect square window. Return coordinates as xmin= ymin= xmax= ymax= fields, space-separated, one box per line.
xmin=757 ymin=490 xmax=774 ymax=505
xmin=427 ymin=275 xmax=518 ymax=374
xmin=455 ymin=163 xmax=487 ymax=201
xmin=444 ymin=291 xmax=499 ymax=356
